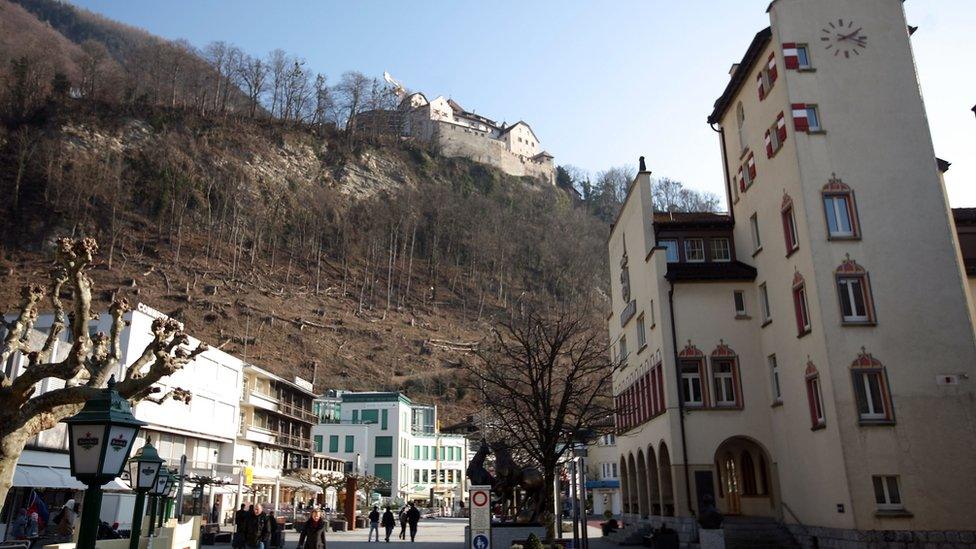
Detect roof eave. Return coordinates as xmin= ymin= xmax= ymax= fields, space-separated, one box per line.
xmin=707 ymin=27 xmax=773 ymax=125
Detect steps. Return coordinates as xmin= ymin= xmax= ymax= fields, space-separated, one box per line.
xmin=723 ymin=516 xmax=800 ymax=549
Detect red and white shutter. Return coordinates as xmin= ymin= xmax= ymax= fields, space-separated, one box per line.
xmin=767 ymin=53 xmax=778 ymax=83
xmin=783 ymin=42 xmax=800 ymax=69
xmin=764 ymin=130 xmax=773 ymax=158
xmin=776 ymin=112 xmax=787 ymax=143
xmin=756 ymin=73 xmax=765 ymax=100
xmin=737 ymin=167 xmax=745 ymax=192
xmin=747 ymin=153 xmax=757 ymax=180
xmin=792 ymin=103 xmax=809 ymax=131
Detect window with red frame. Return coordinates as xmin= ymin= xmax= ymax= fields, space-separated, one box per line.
xmin=711 ymin=358 xmax=739 ymax=407
xmin=782 ymin=195 xmax=799 ymax=255
xmin=805 ymin=363 xmax=826 ymax=429
xmin=680 ymin=359 xmax=706 ymax=407
xmin=822 ymin=175 xmax=860 ymax=239
xmin=836 ymin=257 xmax=876 ymax=324
xmin=792 ymin=272 xmax=812 ymax=336
xmin=851 ymin=349 xmax=895 ymax=425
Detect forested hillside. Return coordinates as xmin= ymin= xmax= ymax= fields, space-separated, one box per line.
xmin=0 ymin=0 xmax=717 ymax=419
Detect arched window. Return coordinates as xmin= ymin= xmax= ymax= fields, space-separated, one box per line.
xmin=679 ymin=342 xmax=707 ymax=407
xmin=822 ymin=174 xmax=861 ymax=239
xmin=851 ymin=348 xmax=895 ymax=425
xmin=836 ymin=256 xmax=876 ymax=325
xmin=792 ymin=271 xmax=812 ymax=336
xmin=781 ymin=192 xmax=799 ymax=255
xmin=805 ymin=361 xmax=826 ymax=429
xmin=741 ymin=451 xmax=758 ymax=495
xmin=710 ymin=341 xmax=742 ymax=408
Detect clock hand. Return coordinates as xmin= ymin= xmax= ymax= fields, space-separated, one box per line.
xmin=837 ymin=28 xmax=863 ymax=41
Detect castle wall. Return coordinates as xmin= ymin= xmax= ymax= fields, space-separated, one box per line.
xmin=432 ymin=121 xmax=555 ymax=184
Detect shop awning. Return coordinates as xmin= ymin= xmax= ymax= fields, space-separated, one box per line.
xmin=276 ymin=477 xmax=322 ymax=492
xmin=585 ymin=479 xmax=619 ymax=489
xmin=13 ymin=464 xmax=130 ymax=491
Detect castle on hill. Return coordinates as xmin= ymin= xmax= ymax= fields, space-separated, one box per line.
xmin=355 ymin=74 xmax=556 ymax=185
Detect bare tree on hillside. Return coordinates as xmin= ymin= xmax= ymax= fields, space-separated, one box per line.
xmin=236 ymin=53 xmax=268 ymax=118
xmin=0 ymin=238 xmax=204 ymax=505
xmin=653 ymin=177 xmax=720 ymax=213
xmin=266 ymin=49 xmax=289 ymax=118
xmin=334 ymin=71 xmax=371 ymax=133
xmin=77 ymin=39 xmax=111 ymax=100
xmin=466 ymin=307 xmax=618 ymax=537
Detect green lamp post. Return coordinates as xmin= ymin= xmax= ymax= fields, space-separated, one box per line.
xmin=126 ymin=439 xmax=164 ymax=549
xmin=147 ymin=466 xmax=170 ymax=536
xmin=160 ymin=468 xmax=178 ymax=528
xmin=62 ymin=375 xmax=147 ymax=549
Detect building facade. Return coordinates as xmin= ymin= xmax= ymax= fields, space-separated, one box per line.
xmin=586 ymin=434 xmax=622 ymax=517
xmin=607 ymin=1 xmax=976 ymax=546
xmin=311 ymin=392 xmax=468 ymax=510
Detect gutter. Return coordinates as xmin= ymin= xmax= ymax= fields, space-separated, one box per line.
xmin=711 ymin=123 xmax=735 ymax=225
xmin=668 ymin=281 xmax=694 ymax=516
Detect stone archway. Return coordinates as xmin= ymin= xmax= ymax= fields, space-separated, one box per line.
xmin=627 ymin=453 xmax=639 ymax=516
xmin=714 ymin=436 xmax=776 ymax=517
xmin=646 ymin=445 xmax=661 ymax=516
xmin=658 ymin=442 xmax=674 ymax=516
xmin=636 ymin=450 xmax=649 ymax=518
xmin=619 ymin=455 xmax=630 ymax=514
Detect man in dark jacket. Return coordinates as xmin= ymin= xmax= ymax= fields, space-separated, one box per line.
xmin=381 ymin=507 xmax=396 ymax=542
xmin=241 ymin=503 xmax=272 ymax=549
xmin=398 ymin=507 xmax=408 ymax=540
xmin=367 ymin=506 xmax=380 ymax=542
xmin=233 ymin=504 xmax=248 ymax=548
xmin=406 ymin=503 xmax=421 ymax=542
xmin=297 ymin=508 xmax=328 ymax=549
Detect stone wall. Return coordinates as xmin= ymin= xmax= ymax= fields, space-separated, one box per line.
xmin=432 ymin=122 xmax=555 ymax=185
xmin=785 ymin=524 xmax=976 ymax=548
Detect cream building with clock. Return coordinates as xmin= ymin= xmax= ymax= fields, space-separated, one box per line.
xmin=606 ymin=1 xmax=976 ymax=547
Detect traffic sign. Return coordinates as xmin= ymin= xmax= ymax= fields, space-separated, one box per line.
xmin=473 ymin=533 xmax=490 ymax=549
xmin=469 ymin=485 xmax=491 ymax=548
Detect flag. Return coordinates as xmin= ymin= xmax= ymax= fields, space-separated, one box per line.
xmin=27 ymin=490 xmax=49 ymax=529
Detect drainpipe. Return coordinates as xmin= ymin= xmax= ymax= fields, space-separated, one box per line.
xmin=668 ymin=281 xmax=694 ymax=517
xmin=710 ymin=123 xmax=734 ymax=224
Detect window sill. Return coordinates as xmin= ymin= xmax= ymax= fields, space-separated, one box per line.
xmin=841 ymin=320 xmax=877 ymax=327
xmin=857 ymin=418 xmax=896 ymax=427
xmin=706 ymin=404 xmax=744 ymax=411
xmin=734 ymin=314 xmax=751 ymax=320
xmin=770 ymin=400 xmax=783 ymax=408
xmin=806 ymin=129 xmax=827 ymax=135
xmin=796 ymin=328 xmax=811 ymax=339
xmin=751 ymin=246 xmax=763 ymax=258
xmin=874 ymin=509 xmax=913 ymax=519
xmin=761 ymin=319 xmax=773 ymax=328
xmin=785 ymin=247 xmax=799 ymax=258
xmin=827 ymin=234 xmax=860 ymax=241
xmin=650 ymin=323 xmax=656 ymax=330
xmin=637 ymin=344 xmax=648 ymax=355
xmin=797 ymin=67 xmax=817 ymax=73
xmin=810 ymin=422 xmax=826 ymax=431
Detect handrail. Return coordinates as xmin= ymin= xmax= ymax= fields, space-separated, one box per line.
xmin=780 ymin=501 xmax=811 ymax=543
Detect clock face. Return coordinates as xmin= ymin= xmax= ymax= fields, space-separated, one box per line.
xmin=820 ymin=18 xmax=867 ymax=58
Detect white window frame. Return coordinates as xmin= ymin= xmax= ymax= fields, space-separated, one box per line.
xmin=712 ymin=360 xmax=737 ymax=407
xmin=806 ymin=105 xmax=822 ymax=131
xmin=759 ymin=283 xmax=771 ymax=322
xmin=824 ymin=195 xmax=854 ymax=237
xmin=768 ymin=355 xmax=781 ymax=403
xmin=711 ymin=238 xmax=731 ymax=262
xmin=684 ymin=238 xmax=705 ymax=263
xmin=872 ymin=475 xmax=904 ymax=511
xmin=855 ymin=370 xmax=888 ymax=420
xmin=810 ymin=376 xmax=825 ymax=425
xmin=750 ymin=213 xmax=762 ymax=252
xmin=660 ymin=240 xmax=679 ymax=262
xmin=649 ymin=300 xmax=656 ymax=327
xmin=838 ymin=277 xmax=870 ymax=322
xmin=796 ymin=285 xmax=811 ymax=332
xmin=796 ymin=44 xmax=811 ymax=69
xmin=636 ymin=314 xmax=647 ymax=349
xmin=619 ymin=335 xmax=628 ymax=364
xmin=680 ymin=362 xmax=704 ymax=406
xmin=733 ymin=290 xmax=747 ymax=316
xmin=784 ymin=207 xmax=799 ymax=252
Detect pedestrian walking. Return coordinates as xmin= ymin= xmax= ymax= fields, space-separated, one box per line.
xmin=11 ymin=509 xmax=28 ymax=539
xmin=381 ymin=507 xmax=395 ymax=542
xmin=367 ymin=506 xmax=380 ymax=542
xmin=398 ymin=507 xmax=408 ymax=540
xmin=297 ymin=508 xmax=328 ymax=549
xmin=241 ymin=503 xmax=272 ymax=549
xmin=406 ymin=503 xmax=420 ymax=542
xmin=233 ymin=504 xmax=248 ymax=548
xmin=56 ymin=499 xmax=78 ymax=541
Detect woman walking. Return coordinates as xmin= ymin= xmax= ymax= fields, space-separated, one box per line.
xmin=297 ymin=508 xmax=328 ymax=549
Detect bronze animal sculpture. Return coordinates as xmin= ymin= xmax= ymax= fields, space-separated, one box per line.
xmin=489 ymin=441 xmax=545 ymax=524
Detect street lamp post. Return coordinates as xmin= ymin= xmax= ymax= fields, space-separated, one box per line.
xmin=126 ymin=439 xmax=164 ymax=549
xmin=62 ymin=376 xmax=147 ymax=549
xmin=148 ymin=466 xmax=170 ymax=536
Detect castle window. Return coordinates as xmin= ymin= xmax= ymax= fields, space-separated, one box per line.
xmin=851 ymin=349 xmax=894 ymax=424
xmin=792 ymin=271 xmax=811 ymax=337
xmin=710 ymin=342 xmax=741 ymax=408
xmin=781 ymin=194 xmax=799 ymax=256
xmin=805 ymin=362 xmax=826 ymax=429
xmin=618 ymin=335 xmax=628 ymax=366
xmin=872 ymin=475 xmax=904 ymax=511
xmin=636 ymin=314 xmax=646 ymax=349
xmin=684 ymin=238 xmax=705 ymax=262
xmin=758 ymin=283 xmax=771 ymax=324
xmin=733 ymin=291 xmax=747 ymax=317
xmin=711 ymin=238 xmax=731 ymax=262
xmin=680 ymin=361 xmax=705 ymax=406
xmin=836 ymin=257 xmax=875 ymax=324
xmin=822 ymin=175 xmax=860 ymax=239
xmin=750 ymin=214 xmax=762 ymax=253
xmin=796 ymin=45 xmax=811 ymax=68
xmin=768 ymin=354 xmax=781 ymax=403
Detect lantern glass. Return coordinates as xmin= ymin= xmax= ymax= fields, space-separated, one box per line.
xmin=127 ymin=441 xmax=164 ymax=491
xmin=151 ymin=469 xmax=170 ymax=496
xmin=102 ymin=424 xmax=139 ymax=477
xmin=67 ymin=423 xmax=107 ymax=477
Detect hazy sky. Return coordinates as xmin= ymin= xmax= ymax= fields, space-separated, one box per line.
xmin=71 ymin=1 xmax=976 ymax=207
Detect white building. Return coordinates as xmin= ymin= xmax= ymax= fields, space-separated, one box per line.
xmin=311 ymin=392 xmax=468 ymax=510
xmin=586 ymin=434 xmax=622 ymax=517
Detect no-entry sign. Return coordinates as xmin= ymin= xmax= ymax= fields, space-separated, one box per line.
xmin=469 ymin=485 xmax=491 ymax=549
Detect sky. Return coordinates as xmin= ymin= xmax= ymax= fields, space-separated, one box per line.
xmin=70 ymin=1 xmax=976 ymax=207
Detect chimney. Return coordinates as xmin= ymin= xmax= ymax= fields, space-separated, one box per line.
xmin=729 ymin=63 xmax=740 ymax=77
